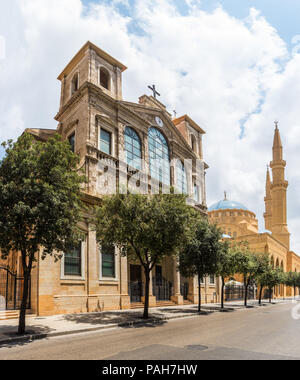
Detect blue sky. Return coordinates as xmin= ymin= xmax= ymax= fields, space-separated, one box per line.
xmin=80 ymin=0 xmax=300 ymax=49
xmin=1 ymin=0 xmax=300 ymax=251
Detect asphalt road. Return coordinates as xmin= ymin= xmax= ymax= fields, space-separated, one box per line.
xmin=1 ymin=302 xmax=300 ymax=360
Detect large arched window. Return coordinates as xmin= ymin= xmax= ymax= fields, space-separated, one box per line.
xmin=176 ymin=160 xmax=187 ymax=194
xmin=124 ymin=127 xmax=142 ymax=170
xmin=148 ymin=127 xmax=170 ymax=185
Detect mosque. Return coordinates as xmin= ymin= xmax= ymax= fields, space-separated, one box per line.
xmin=208 ymin=123 xmax=300 ymax=298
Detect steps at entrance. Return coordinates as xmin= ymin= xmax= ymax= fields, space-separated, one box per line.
xmin=130 ymin=303 xmax=144 ymax=310
xmin=0 ymin=310 xmax=19 ymax=320
xmin=0 ymin=310 xmax=35 ymax=321
xmin=184 ymin=300 xmax=193 ymax=305
xmin=156 ymin=301 xmax=176 ymax=308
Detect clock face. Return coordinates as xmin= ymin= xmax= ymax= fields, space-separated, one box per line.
xmin=155 ymin=117 xmax=164 ymax=128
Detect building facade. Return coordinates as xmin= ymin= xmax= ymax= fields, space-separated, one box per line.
xmin=208 ymin=124 xmax=300 ymax=298
xmin=0 ymin=41 xmax=220 ymax=316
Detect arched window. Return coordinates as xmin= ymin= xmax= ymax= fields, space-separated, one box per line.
xmin=176 ymin=160 xmax=187 ymax=194
xmin=271 ymin=256 xmax=274 ymax=268
xmin=100 ymin=67 xmax=110 ymax=90
xmin=124 ymin=127 xmax=142 ymax=170
xmin=148 ymin=127 xmax=170 ymax=185
xmin=71 ymin=73 xmax=79 ymax=95
xmin=276 ymin=258 xmax=279 ymax=268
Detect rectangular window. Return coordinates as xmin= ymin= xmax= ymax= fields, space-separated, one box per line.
xmin=68 ymin=133 xmax=75 ymax=153
xmin=100 ymin=129 xmax=112 ymax=155
xmin=102 ymin=245 xmax=115 ymax=278
xmin=64 ymin=244 xmax=82 ymax=276
xmin=210 ymin=276 xmax=215 ymax=285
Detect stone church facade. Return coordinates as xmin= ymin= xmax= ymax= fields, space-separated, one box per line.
xmin=1 ymin=41 xmax=220 ymax=316
xmin=208 ymin=124 xmax=300 ymax=298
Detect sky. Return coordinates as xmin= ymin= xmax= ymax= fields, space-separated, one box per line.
xmin=1 ymin=0 xmax=300 ymax=251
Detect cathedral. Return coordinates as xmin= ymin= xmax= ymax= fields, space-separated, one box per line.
xmin=208 ymin=123 xmax=300 ymax=298
xmin=0 ymin=41 xmax=220 ymax=316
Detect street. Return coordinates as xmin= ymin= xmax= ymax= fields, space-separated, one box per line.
xmin=0 ymin=302 xmax=300 ymax=360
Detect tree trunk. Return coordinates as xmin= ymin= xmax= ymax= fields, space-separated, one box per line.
xmin=143 ymin=268 xmax=150 ymax=319
xmin=221 ymin=277 xmax=225 ymax=309
xmin=244 ymin=275 xmax=248 ymax=307
xmin=198 ymin=275 xmax=202 ymax=313
xmin=18 ymin=271 xmax=30 ymax=335
xmin=294 ymin=285 xmax=296 ymax=300
xmin=259 ymin=285 xmax=263 ymax=305
xmin=269 ymin=287 xmax=272 ymax=303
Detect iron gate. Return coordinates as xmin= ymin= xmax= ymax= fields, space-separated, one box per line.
xmin=129 ymin=281 xmax=144 ymax=303
xmin=180 ymin=282 xmax=189 ymax=300
xmin=0 ymin=266 xmax=31 ymax=310
xmin=225 ymin=285 xmax=256 ymax=302
xmin=153 ymin=277 xmax=173 ymax=301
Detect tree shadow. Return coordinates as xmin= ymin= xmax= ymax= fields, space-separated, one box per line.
xmin=0 ymin=325 xmax=53 ymax=348
xmin=63 ymin=311 xmax=167 ymax=329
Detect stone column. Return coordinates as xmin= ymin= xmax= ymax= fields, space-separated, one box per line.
xmin=86 ymin=224 xmax=99 ymax=312
xmin=171 ymin=259 xmax=183 ymax=305
xmin=188 ymin=276 xmax=199 ymax=304
xmin=119 ymin=251 xmax=130 ymax=310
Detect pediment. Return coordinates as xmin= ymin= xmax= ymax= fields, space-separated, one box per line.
xmin=119 ymin=101 xmax=197 ymax=159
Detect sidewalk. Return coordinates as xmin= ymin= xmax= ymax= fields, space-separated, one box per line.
xmin=0 ymin=298 xmax=296 ymax=346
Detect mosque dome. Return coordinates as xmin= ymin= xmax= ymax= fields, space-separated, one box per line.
xmin=208 ymin=198 xmax=248 ymax=212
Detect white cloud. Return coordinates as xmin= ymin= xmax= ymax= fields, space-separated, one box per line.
xmin=0 ymin=0 xmax=300 ymax=252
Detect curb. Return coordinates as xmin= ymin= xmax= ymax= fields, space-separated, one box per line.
xmin=0 ymin=300 xmax=293 ymax=347
xmin=0 ymin=313 xmax=197 ymax=346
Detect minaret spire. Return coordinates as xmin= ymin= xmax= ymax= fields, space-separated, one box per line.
xmin=273 ymin=120 xmax=283 ymax=161
xmin=269 ymin=121 xmax=290 ymax=249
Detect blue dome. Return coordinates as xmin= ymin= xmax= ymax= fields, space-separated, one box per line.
xmin=208 ymin=199 xmax=248 ymax=212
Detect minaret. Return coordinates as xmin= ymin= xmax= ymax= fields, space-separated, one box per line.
xmin=264 ymin=165 xmax=272 ymax=231
xmin=269 ymin=121 xmax=290 ymax=249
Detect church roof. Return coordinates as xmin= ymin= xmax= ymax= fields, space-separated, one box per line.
xmin=208 ymin=199 xmax=248 ymax=212
xmin=173 ymin=115 xmax=206 ymax=134
xmin=57 ymin=41 xmax=127 ymax=81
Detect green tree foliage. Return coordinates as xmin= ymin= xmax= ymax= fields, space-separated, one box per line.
xmin=0 ymin=133 xmax=85 ymax=334
xmin=258 ymin=267 xmax=284 ymax=303
xmin=179 ymin=220 xmax=223 ymax=312
xmin=95 ymin=193 xmax=192 ymax=319
xmin=234 ymin=243 xmax=269 ymax=307
xmin=216 ymin=241 xmax=238 ymax=309
xmin=253 ymin=255 xmax=272 ymax=305
xmin=284 ymin=271 xmax=300 ymax=299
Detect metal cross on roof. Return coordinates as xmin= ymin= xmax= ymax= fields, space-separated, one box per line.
xmin=148 ymin=85 xmax=161 ymax=99
xmin=224 ymin=191 xmax=227 ymax=201
xmin=173 ymin=110 xmax=177 ymax=119
xmin=274 ymin=120 xmax=279 ymax=129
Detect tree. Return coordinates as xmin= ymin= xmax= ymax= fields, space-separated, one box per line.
xmin=234 ymin=244 xmax=268 ymax=307
xmin=216 ymin=241 xmax=238 ymax=309
xmin=254 ymin=256 xmax=272 ymax=305
xmin=95 ymin=192 xmax=192 ymax=319
xmin=179 ymin=220 xmax=223 ymax=313
xmin=257 ymin=267 xmax=284 ymax=303
xmin=284 ymin=272 xmax=300 ymax=299
xmin=0 ymin=133 xmax=85 ymax=334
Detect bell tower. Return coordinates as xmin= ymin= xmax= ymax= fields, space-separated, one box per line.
xmin=269 ymin=121 xmax=290 ymax=249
